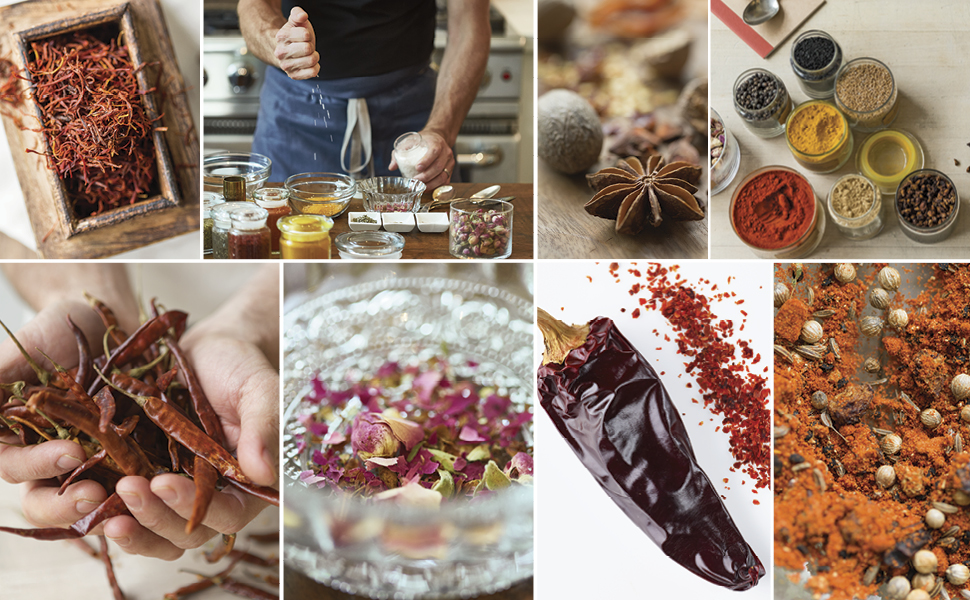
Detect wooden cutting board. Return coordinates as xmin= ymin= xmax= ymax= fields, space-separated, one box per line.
xmin=0 ymin=0 xmax=198 ymax=258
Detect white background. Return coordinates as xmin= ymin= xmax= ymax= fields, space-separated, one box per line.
xmin=534 ymin=261 xmax=773 ymax=600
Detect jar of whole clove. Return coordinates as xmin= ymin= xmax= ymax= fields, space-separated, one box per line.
xmin=894 ymin=169 xmax=960 ymax=243
xmin=733 ymin=68 xmax=792 ymax=138
xmin=790 ymin=30 xmax=844 ymax=99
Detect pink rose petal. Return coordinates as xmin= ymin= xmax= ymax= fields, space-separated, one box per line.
xmin=381 ymin=412 xmax=424 ymax=450
xmin=459 ymin=425 xmax=488 ymax=443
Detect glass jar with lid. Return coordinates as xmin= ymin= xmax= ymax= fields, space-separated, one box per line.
xmin=733 ymin=68 xmax=792 ymax=138
xmin=203 ymin=192 xmax=225 ymax=256
xmin=279 ymin=214 xmax=334 ymax=259
xmin=790 ymin=30 xmax=844 ymax=99
xmin=254 ymin=187 xmax=292 ymax=256
xmin=210 ymin=201 xmax=252 ymax=260
xmin=392 ymin=132 xmax=429 ymax=179
xmin=228 ymin=205 xmax=271 ymax=260
xmin=334 ymin=231 xmax=405 ymax=259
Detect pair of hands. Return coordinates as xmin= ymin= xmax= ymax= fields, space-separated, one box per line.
xmin=0 ymin=298 xmax=278 ymax=560
xmin=274 ymin=7 xmax=455 ymax=189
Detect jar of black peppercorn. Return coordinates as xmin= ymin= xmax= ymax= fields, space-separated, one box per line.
xmin=790 ymin=30 xmax=844 ymax=99
xmin=733 ymin=68 xmax=792 ymax=138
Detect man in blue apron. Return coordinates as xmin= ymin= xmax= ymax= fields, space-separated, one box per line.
xmin=239 ymin=0 xmax=491 ymax=186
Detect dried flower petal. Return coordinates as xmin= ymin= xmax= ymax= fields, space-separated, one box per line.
xmin=351 ymin=412 xmax=400 ymax=460
xmin=432 ymin=470 xmax=455 ymax=499
xmin=505 ymin=452 xmax=534 ymax=479
xmin=459 ymin=425 xmax=489 ymax=443
xmin=374 ymin=481 xmax=443 ymax=508
xmin=380 ymin=410 xmax=424 ymax=450
xmin=484 ymin=460 xmax=512 ymax=491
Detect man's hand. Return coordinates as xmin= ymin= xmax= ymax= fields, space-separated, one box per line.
xmin=274 ymin=6 xmax=319 ymax=80
xmin=389 ymin=129 xmax=456 ymax=188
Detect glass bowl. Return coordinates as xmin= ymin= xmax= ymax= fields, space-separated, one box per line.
xmin=203 ymin=152 xmax=272 ymax=198
xmin=449 ymin=199 xmax=513 ymax=259
xmin=894 ymin=168 xmax=960 ymax=244
xmin=359 ymin=177 xmax=427 ymax=213
xmin=285 ymin=173 xmax=357 ymax=218
xmin=334 ymin=231 xmax=406 ymax=260
xmin=710 ymin=108 xmax=741 ymax=196
xmin=282 ymin=277 xmax=535 ymax=599
xmin=826 ymin=173 xmax=883 ymax=240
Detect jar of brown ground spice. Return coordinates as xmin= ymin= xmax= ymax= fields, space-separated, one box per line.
xmin=827 ymin=174 xmax=883 ymax=240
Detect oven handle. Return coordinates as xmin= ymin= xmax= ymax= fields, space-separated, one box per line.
xmin=456 ymin=147 xmax=503 ymax=167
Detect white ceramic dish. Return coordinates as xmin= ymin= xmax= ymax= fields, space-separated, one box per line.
xmin=347 ymin=212 xmax=382 ymax=231
xmin=381 ymin=213 xmax=416 ymax=233
xmin=416 ymin=212 xmax=449 ymax=233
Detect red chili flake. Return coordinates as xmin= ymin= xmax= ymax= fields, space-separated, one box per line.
xmin=723 ymin=478 xmax=729 ymax=483
xmin=686 ymin=383 xmax=692 ymax=388
xmin=620 ymin=308 xmax=626 ymax=313
xmin=586 ymin=276 xmax=592 ymax=283
xmin=753 ymin=499 xmax=760 ymax=505
xmin=632 ymin=308 xmax=640 ymax=319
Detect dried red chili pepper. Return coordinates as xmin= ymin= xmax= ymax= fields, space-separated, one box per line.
xmin=99 ymin=535 xmax=126 ymax=600
xmin=217 ymin=577 xmax=278 ymax=600
xmin=536 ymin=311 xmax=764 ymax=590
xmin=66 ymin=315 xmax=93 ymax=389
xmin=89 ymin=310 xmax=188 ymax=395
xmin=0 ymin=492 xmax=129 ymax=540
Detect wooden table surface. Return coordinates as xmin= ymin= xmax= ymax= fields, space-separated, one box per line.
xmin=711 ymin=1 xmax=970 ymax=259
xmin=284 ymin=566 xmax=533 ymax=600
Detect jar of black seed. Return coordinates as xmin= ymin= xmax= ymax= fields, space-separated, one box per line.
xmin=733 ymin=68 xmax=792 ymax=138
xmin=790 ymin=30 xmax=843 ymax=99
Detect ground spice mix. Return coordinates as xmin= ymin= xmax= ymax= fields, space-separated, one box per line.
xmin=774 ymin=263 xmax=970 ymax=600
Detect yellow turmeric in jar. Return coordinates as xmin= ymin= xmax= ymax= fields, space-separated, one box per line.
xmin=787 ymin=102 xmax=846 ymax=155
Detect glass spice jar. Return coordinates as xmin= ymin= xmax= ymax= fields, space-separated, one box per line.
xmin=202 ymin=192 xmax=224 ymax=256
xmin=278 ymin=214 xmax=334 ymax=259
xmin=210 ymin=201 xmax=252 ymax=260
xmin=835 ymin=57 xmax=900 ymax=132
xmin=827 ymin=173 xmax=883 ymax=241
xmin=785 ymin=100 xmax=854 ymax=174
xmin=228 ymin=205 xmax=271 ymax=260
xmin=392 ymin=132 xmax=429 ymax=179
xmin=334 ymin=231 xmax=405 ymax=259
xmin=790 ymin=30 xmax=844 ymax=99
xmin=254 ymin=187 xmax=291 ymax=256
xmin=449 ymin=199 xmax=513 ymax=259
xmin=732 ymin=68 xmax=793 ymax=138
xmin=710 ymin=108 xmax=741 ymax=196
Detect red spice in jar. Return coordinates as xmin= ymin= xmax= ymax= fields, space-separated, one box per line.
xmin=228 ymin=229 xmax=270 ymax=259
xmin=732 ymin=170 xmax=815 ymax=249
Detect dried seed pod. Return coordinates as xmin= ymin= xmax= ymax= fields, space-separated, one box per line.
xmin=860 ymin=316 xmax=885 ymax=337
xmin=796 ymin=345 xmax=825 ymax=361
xmin=813 ymin=468 xmax=826 ymax=492
xmin=864 ymin=357 xmax=881 ymax=373
xmin=774 ymin=282 xmax=791 ymax=308
xmin=961 ymin=589 xmax=970 ymax=600
xmin=961 ymin=404 xmax=970 ymax=423
xmin=900 ymin=392 xmax=920 ymax=412
xmin=914 ymin=549 xmax=938 ymax=574
xmin=829 ymin=337 xmax=841 ymax=360
xmin=876 ymin=464 xmax=896 ymax=488
xmin=952 ymin=374 xmax=970 ymax=401
xmin=879 ymin=266 xmax=901 ymax=291
xmin=813 ymin=309 xmax=836 ymax=318
xmin=889 ymin=308 xmax=909 ymax=330
xmin=920 ymin=408 xmax=942 ymax=429
xmin=912 ymin=573 xmax=936 ymax=592
xmin=881 ymin=433 xmax=902 ymax=455
xmin=811 ymin=391 xmax=828 ymax=410
xmin=885 ymin=576 xmax=911 ymax=600
xmin=926 ymin=508 xmax=946 ymax=529
xmin=774 ymin=344 xmax=794 ymax=364
xmin=834 ymin=263 xmax=856 ymax=283
xmin=801 ymin=320 xmax=824 ymax=344
xmin=943 ymin=525 xmax=961 ymax=539
xmin=774 ymin=425 xmax=790 ymax=438
xmin=863 ymin=564 xmax=880 ymax=586
xmin=870 ymin=287 xmax=892 ymax=310
xmin=955 ymin=490 xmax=970 ymax=506
xmin=932 ymin=501 xmax=959 ymax=514
xmin=957 ymin=433 xmax=964 ymax=454
xmin=947 ymin=564 xmax=970 ymax=586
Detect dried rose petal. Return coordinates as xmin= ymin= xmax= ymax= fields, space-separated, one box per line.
xmin=351 ymin=412 xmax=400 ymax=460
xmin=504 ymin=452 xmax=534 ymax=479
xmin=459 ymin=425 xmax=488 ymax=443
xmin=374 ymin=481 xmax=443 ymax=508
xmin=484 ymin=460 xmax=511 ymax=491
xmin=380 ymin=410 xmax=424 ymax=450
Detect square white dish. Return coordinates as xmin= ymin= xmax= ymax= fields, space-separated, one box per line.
xmin=381 ymin=213 xmax=416 ymax=233
xmin=347 ymin=212 xmax=382 ymax=231
xmin=416 ymin=212 xmax=449 ymax=233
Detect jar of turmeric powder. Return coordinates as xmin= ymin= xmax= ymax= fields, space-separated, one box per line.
xmin=785 ymin=100 xmax=853 ymax=174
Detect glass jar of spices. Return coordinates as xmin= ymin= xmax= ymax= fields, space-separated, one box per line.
xmin=210 ymin=201 xmax=251 ymax=260
xmin=449 ymin=199 xmax=513 ymax=259
xmin=710 ymin=108 xmax=741 ymax=195
xmin=732 ymin=68 xmax=792 ymax=138
xmin=895 ymin=169 xmax=960 ymax=244
xmin=228 ymin=205 xmax=271 ymax=260
xmin=785 ymin=100 xmax=854 ymax=174
xmin=254 ymin=187 xmax=291 ymax=256
xmin=827 ymin=174 xmax=883 ymax=240
xmin=203 ymin=192 xmax=224 ymax=256
xmin=278 ymin=214 xmax=334 ymax=259
xmin=835 ymin=58 xmax=899 ymax=132
xmin=790 ymin=30 xmax=844 ymax=99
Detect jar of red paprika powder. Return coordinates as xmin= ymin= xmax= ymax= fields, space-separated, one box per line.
xmin=729 ymin=166 xmax=825 ymax=259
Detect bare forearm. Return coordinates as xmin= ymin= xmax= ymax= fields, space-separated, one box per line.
xmin=238 ymin=0 xmax=286 ymax=68
xmin=427 ymin=1 xmax=491 ymax=145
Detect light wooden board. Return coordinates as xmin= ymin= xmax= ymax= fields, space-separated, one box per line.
xmin=0 ymin=0 xmax=199 ymax=258
xmin=711 ymin=0 xmax=970 ymax=259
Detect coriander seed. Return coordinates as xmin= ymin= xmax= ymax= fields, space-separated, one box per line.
xmin=811 ymin=391 xmax=828 ymax=410
xmin=879 ymin=266 xmax=901 ymax=291
xmin=920 ymin=408 xmax=942 ymax=430
xmin=926 ymin=508 xmax=946 ymax=529
xmin=801 ymin=320 xmax=824 ymax=344
xmin=948 ymin=564 xmax=970 ymax=586
xmin=870 ymin=287 xmax=891 ymax=310
xmin=913 ymin=549 xmax=938 ymax=574
xmin=952 ymin=374 xmax=970 ymax=401
xmin=876 ymin=464 xmax=896 ymax=488
xmin=774 ymin=282 xmax=792 ymax=307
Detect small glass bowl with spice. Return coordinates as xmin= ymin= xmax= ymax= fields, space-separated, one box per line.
xmin=894 ymin=168 xmax=960 ymax=243
xmin=857 ymin=128 xmax=923 ymax=195
xmin=710 ymin=108 xmax=741 ymax=195
xmin=729 ymin=166 xmax=825 ymax=259
xmin=835 ymin=57 xmax=899 ymax=132
xmin=285 ymin=172 xmax=356 ymax=218
xmin=210 ymin=201 xmax=253 ymax=260
xmin=254 ymin=187 xmax=292 ymax=257
xmin=228 ymin=205 xmax=272 ymax=260
xmin=278 ymin=214 xmax=333 ymax=260
xmin=450 ymin=199 xmax=513 ymax=259
xmin=202 ymin=192 xmax=224 ymax=256
xmin=827 ymin=174 xmax=883 ymax=240
xmin=789 ymin=30 xmax=844 ymax=99
xmin=334 ymin=231 xmax=405 ymax=259
xmin=359 ymin=176 xmax=426 ymax=213
xmin=785 ymin=100 xmax=853 ymax=174
xmin=203 ymin=152 xmax=272 ymax=198
xmin=732 ymin=68 xmax=792 ymax=138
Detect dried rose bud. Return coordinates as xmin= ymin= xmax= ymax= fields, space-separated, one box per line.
xmin=504 ymin=452 xmax=534 ymax=479
xmin=351 ymin=412 xmax=400 ymax=460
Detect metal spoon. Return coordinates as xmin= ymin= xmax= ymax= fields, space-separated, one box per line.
xmin=421 ymin=196 xmax=514 ymax=212
xmin=742 ymin=0 xmax=780 ymax=25
xmin=471 ymin=184 xmax=501 ymax=199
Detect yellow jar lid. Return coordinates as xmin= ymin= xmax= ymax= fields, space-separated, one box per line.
xmin=278 ymin=214 xmax=334 ymax=242
xmin=857 ymin=129 xmax=923 ymax=195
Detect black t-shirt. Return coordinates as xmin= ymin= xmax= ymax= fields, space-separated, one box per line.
xmin=284 ymin=0 xmax=437 ymax=80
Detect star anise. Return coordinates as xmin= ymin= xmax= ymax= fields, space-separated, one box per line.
xmin=584 ymin=155 xmax=703 ymax=235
